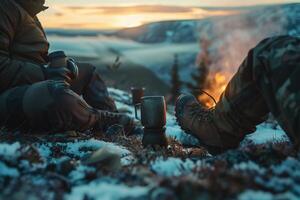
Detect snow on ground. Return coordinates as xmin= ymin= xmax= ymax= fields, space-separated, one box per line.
xmin=66 ymin=180 xmax=149 ymax=200
xmin=241 ymin=124 xmax=288 ymax=146
xmin=59 ymin=139 xmax=130 ymax=159
xmin=109 ymin=87 xmax=288 ymax=147
xmin=0 ymin=88 xmax=298 ymax=200
xmin=151 ymin=157 xmax=196 ymax=177
xmin=0 ymin=161 xmax=19 ymax=177
xmin=238 ymin=190 xmax=299 ymax=200
xmin=111 ymin=88 xmax=300 ymax=198
xmin=34 ymin=138 xmax=132 ymax=165
xmin=0 ymin=142 xmax=21 ymax=160
xmin=109 ymin=88 xmax=203 ymax=146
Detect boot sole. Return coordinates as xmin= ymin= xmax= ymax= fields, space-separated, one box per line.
xmin=174 ymin=94 xmax=198 ymax=138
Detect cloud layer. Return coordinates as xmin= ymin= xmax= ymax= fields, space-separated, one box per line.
xmin=39 ymin=5 xmax=236 ymax=29
xmin=66 ymin=5 xmax=194 ymax=14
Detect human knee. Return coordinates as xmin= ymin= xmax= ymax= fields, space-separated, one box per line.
xmin=47 ymin=80 xmax=90 ymax=112
xmin=22 ymin=80 xmax=82 ymax=122
xmin=41 ymin=81 xmax=94 ymax=131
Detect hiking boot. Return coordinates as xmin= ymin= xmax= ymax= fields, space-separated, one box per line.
xmin=96 ymin=111 xmax=135 ymax=135
xmin=175 ymin=94 xmax=243 ymax=154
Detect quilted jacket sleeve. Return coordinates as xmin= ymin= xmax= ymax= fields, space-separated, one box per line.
xmin=0 ymin=0 xmax=44 ymax=92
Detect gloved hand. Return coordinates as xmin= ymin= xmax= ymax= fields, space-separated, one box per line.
xmin=44 ymin=58 xmax=79 ymax=84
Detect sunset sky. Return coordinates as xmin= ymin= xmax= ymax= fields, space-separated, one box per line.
xmin=39 ymin=0 xmax=297 ymax=30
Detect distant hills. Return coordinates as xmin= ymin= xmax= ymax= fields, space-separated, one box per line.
xmin=46 ymin=3 xmax=299 ymax=95
xmin=113 ymin=3 xmax=299 ymax=44
xmin=45 ymin=3 xmax=299 ymax=44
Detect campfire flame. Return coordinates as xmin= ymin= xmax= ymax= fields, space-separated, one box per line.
xmin=198 ymin=72 xmax=229 ymax=108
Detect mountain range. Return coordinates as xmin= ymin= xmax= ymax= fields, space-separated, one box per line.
xmin=46 ymin=3 xmax=300 ymax=95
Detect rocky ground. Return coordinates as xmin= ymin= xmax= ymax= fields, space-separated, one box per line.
xmin=0 ymin=89 xmax=299 ymax=200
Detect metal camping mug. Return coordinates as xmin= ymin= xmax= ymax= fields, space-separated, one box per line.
xmin=131 ymin=87 xmax=145 ymax=105
xmin=48 ymin=51 xmax=68 ymax=68
xmin=141 ymin=96 xmax=166 ymax=129
xmin=131 ymin=87 xmax=145 ymax=119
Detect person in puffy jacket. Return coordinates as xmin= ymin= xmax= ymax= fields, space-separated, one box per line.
xmin=0 ymin=0 xmax=134 ymax=134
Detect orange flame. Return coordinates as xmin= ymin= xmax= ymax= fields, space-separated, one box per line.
xmin=198 ymin=72 xmax=229 ymax=108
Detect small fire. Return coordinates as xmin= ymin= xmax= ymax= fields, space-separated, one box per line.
xmin=198 ymin=72 xmax=229 ymax=108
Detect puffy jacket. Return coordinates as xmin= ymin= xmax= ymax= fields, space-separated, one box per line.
xmin=0 ymin=0 xmax=49 ymax=93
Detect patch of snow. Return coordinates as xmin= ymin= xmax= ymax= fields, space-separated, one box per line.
xmin=19 ymin=160 xmax=31 ymax=169
xmin=66 ymin=180 xmax=149 ymax=200
xmin=108 ymin=88 xmax=131 ymax=106
xmin=31 ymin=175 xmax=48 ymax=186
xmin=114 ymin=101 xmax=134 ymax=116
xmin=151 ymin=157 xmax=195 ymax=177
xmin=233 ymin=161 xmax=266 ymax=174
xmin=36 ymin=143 xmax=52 ymax=158
xmin=69 ymin=165 xmax=96 ymax=182
xmin=120 ymin=155 xmax=135 ymax=166
xmin=275 ymin=193 xmax=300 ymax=200
xmin=271 ymin=157 xmax=300 ymax=177
xmin=238 ymin=190 xmax=274 ymax=200
xmin=108 ymin=88 xmax=131 ymax=99
xmin=62 ymin=139 xmax=134 ymax=166
xmin=36 ymin=138 xmax=134 ymax=166
xmin=166 ymin=124 xmax=199 ymax=146
xmin=239 ymin=190 xmax=299 ymax=200
xmin=0 ymin=161 xmax=19 ymax=177
xmin=241 ymin=124 xmax=288 ymax=146
xmin=264 ymin=177 xmax=293 ymax=192
xmin=0 ymin=142 xmax=21 ymax=160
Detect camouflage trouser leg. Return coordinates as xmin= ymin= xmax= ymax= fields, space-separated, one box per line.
xmin=217 ymin=35 xmax=300 ymax=147
xmin=253 ymin=36 xmax=300 ymax=145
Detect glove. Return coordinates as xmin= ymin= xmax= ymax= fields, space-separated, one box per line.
xmin=44 ymin=59 xmax=79 ymax=84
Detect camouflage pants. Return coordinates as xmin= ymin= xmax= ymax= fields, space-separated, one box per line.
xmin=0 ymin=63 xmax=117 ymax=133
xmin=216 ymin=35 xmax=300 ymax=148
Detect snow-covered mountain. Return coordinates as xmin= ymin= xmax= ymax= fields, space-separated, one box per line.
xmin=47 ymin=3 xmax=300 ymax=95
xmin=114 ymin=3 xmax=300 ymax=89
xmin=114 ymin=4 xmax=299 ymax=44
xmin=114 ymin=20 xmax=199 ymax=43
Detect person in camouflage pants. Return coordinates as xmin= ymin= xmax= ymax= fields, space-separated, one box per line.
xmin=176 ymin=35 xmax=300 ymax=154
xmin=0 ymin=0 xmax=134 ymax=134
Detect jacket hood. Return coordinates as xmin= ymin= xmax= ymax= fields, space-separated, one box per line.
xmin=15 ymin=0 xmax=48 ymax=16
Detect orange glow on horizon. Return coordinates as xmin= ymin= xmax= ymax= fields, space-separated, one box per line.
xmin=39 ymin=5 xmax=237 ymax=30
xmin=113 ymin=15 xmax=145 ymax=28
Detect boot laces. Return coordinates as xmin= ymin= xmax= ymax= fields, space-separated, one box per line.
xmin=100 ymin=111 xmax=120 ymax=122
xmin=189 ymin=104 xmax=215 ymax=122
xmin=188 ymin=90 xmax=217 ymax=122
xmin=100 ymin=111 xmax=134 ymax=134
